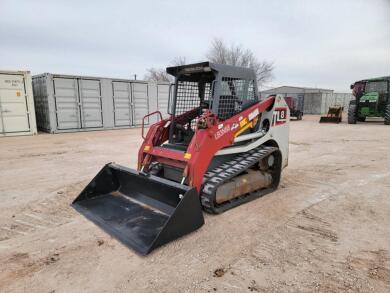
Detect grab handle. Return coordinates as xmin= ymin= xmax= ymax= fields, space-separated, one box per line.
xmin=142 ymin=111 xmax=163 ymax=139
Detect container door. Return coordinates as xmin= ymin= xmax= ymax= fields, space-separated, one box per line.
xmin=132 ymin=83 xmax=149 ymax=125
xmin=297 ymin=94 xmax=304 ymax=112
xmin=0 ymin=108 xmax=3 ymax=133
xmin=79 ymin=79 xmax=103 ymax=128
xmin=0 ymin=74 xmax=30 ymax=133
xmin=0 ymin=104 xmax=3 ymax=133
xmin=112 ymin=81 xmax=132 ymax=126
xmin=157 ymin=84 xmax=170 ymax=118
xmin=53 ymin=78 xmax=80 ymax=130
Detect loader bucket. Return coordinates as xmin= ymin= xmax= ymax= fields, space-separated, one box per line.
xmin=319 ymin=106 xmax=343 ymax=123
xmin=319 ymin=116 xmax=342 ymax=123
xmin=72 ymin=163 xmax=204 ymax=255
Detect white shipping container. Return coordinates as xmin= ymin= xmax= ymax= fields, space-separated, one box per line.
xmin=0 ymin=70 xmax=37 ymax=137
xmin=32 ymin=73 xmax=170 ymax=133
xmin=157 ymin=84 xmax=170 ymax=119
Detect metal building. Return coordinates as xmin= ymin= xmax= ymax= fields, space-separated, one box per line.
xmin=321 ymin=92 xmax=354 ymax=113
xmin=0 ymin=70 xmax=37 ymax=137
xmin=260 ymin=86 xmax=353 ymax=114
xmin=32 ymin=73 xmax=170 ymax=133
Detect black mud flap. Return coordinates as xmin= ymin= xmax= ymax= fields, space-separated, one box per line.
xmin=72 ymin=163 xmax=204 ymax=255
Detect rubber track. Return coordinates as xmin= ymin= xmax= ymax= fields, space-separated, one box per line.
xmin=200 ymin=146 xmax=278 ymax=214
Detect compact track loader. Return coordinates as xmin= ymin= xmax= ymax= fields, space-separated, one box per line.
xmin=72 ymin=62 xmax=290 ymax=255
xmin=319 ymin=106 xmax=343 ymax=123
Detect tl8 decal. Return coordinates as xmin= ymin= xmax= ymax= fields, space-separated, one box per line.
xmin=272 ymin=107 xmax=288 ymax=126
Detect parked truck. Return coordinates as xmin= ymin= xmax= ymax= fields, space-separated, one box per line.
xmin=284 ymin=96 xmax=303 ymax=120
xmin=348 ymin=77 xmax=390 ymax=124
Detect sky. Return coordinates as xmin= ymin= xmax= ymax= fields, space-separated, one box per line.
xmin=1 ymin=0 xmax=389 ymax=92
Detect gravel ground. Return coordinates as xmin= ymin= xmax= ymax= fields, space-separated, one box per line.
xmin=0 ymin=115 xmax=389 ymax=292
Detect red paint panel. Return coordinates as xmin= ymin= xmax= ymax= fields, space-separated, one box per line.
xmin=137 ymin=96 xmax=276 ymax=193
xmin=186 ymin=96 xmax=275 ymax=191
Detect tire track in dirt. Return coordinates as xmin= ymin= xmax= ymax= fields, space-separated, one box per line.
xmin=189 ymin=196 xmax=383 ymax=292
xmin=0 ymin=232 xmax=106 ymax=292
xmin=346 ymin=250 xmax=390 ymax=285
xmin=286 ymin=208 xmax=338 ymax=242
xmin=0 ymin=181 xmax=85 ymax=243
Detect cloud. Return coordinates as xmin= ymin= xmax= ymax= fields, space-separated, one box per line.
xmin=0 ymin=0 xmax=389 ymax=91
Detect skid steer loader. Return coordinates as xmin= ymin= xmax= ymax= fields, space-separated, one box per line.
xmin=72 ymin=62 xmax=289 ymax=255
xmin=319 ymin=106 xmax=343 ymax=123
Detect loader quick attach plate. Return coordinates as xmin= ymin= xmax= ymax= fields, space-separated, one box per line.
xmin=72 ymin=163 xmax=204 ymax=255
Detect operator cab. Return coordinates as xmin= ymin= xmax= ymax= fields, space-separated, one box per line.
xmin=164 ymin=62 xmax=259 ymax=150
xmin=354 ymin=79 xmax=389 ymax=110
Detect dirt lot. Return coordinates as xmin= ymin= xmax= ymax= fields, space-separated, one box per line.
xmin=0 ymin=115 xmax=389 ymax=292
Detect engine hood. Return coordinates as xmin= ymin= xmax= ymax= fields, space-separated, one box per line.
xmin=359 ymin=92 xmax=379 ymax=102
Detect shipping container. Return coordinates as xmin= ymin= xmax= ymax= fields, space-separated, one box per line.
xmin=157 ymin=83 xmax=170 ymax=118
xmin=0 ymin=70 xmax=37 ymax=137
xmin=260 ymin=86 xmax=339 ymax=114
xmin=32 ymin=73 xmax=170 ymax=133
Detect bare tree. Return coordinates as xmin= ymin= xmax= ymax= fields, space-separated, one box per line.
xmin=170 ymin=56 xmax=187 ymax=66
xmin=206 ymin=38 xmax=274 ymax=88
xmin=144 ymin=56 xmax=187 ymax=82
xmin=144 ymin=68 xmax=172 ymax=82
